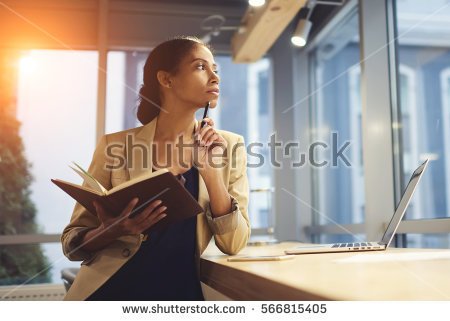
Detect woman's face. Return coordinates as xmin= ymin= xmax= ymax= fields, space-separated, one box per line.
xmin=169 ymin=44 xmax=220 ymax=108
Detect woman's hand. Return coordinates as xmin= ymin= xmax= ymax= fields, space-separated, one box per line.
xmin=193 ymin=117 xmax=228 ymax=176
xmin=93 ymin=198 xmax=167 ymax=238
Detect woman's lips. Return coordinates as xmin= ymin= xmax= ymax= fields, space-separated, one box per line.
xmin=207 ymin=89 xmax=219 ymax=96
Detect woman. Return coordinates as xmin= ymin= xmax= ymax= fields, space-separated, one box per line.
xmin=61 ymin=36 xmax=250 ymax=300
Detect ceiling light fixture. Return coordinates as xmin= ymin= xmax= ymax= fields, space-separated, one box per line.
xmin=291 ymin=0 xmax=316 ymax=47
xmin=249 ymin=0 xmax=266 ymax=7
xmin=291 ymin=0 xmax=345 ymax=47
xmin=291 ymin=19 xmax=313 ymax=47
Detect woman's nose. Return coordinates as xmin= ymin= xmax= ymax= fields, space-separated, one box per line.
xmin=210 ymin=72 xmax=219 ymax=84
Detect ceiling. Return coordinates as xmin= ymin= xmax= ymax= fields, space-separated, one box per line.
xmin=0 ymin=0 xmax=343 ymax=52
xmin=126 ymin=0 xmax=343 ymax=51
xmin=132 ymin=0 xmax=249 ymax=8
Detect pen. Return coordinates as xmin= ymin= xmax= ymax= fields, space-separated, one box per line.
xmin=196 ymin=101 xmax=210 ymax=145
xmin=200 ymin=101 xmax=210 ymax=129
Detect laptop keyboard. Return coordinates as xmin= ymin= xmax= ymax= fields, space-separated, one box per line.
xmin=331 ymin=242 xmax=371 ymax=248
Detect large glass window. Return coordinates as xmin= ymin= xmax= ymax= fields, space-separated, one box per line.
xmin=395 ymin=0 xmax=450 ymax=247
xmin=105 ymin=51 xmax=147 ymax=133
xmin=0 ymin=50 xmax=99 ymax=285
xmin=105 ymin=52 xmax=273 ymax=229
xmin=309 ymin=10 xmax=363 ymax=243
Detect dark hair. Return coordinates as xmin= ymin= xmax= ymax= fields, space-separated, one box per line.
xmin=136 ymin=36 xmax=214 ymax=125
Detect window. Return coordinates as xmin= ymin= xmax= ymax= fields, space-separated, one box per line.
xmin=105 ymin=51 xmax=147 ymax=133
xmin=0 ymin=50 xmax=99 ymax=285
xmin=309 ymin=10 xmax=364 ymax=242
xmin=395 ymin=0 xmax=450 ymax=247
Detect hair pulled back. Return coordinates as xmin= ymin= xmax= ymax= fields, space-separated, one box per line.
xmin=136 ymin=36 xmax=212 ymax=125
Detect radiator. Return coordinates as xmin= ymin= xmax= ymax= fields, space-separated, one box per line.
xmin=0 ymin=283 xmax=66 ymax=301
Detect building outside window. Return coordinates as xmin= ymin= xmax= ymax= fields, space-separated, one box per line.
xmin=395 ymin=0 xmax=450 ymax=248
xmin=309 ymin=10 xmax=364 ymax=243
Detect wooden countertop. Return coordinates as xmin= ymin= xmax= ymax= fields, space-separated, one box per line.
xmin=200 ymin=242 xmax=450 ymax=300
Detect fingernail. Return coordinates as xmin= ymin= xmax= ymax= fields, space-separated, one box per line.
xmin=162 ymin=206 xmax=167 ymax=211
xmin=157 ymin=200 xmax=163 ymax=205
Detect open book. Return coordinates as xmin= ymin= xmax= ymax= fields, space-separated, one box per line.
xmin=52 ymin=162 xmax=204 ymax=232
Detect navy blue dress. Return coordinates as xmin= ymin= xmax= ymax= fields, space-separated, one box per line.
xmin=86 ymin=166 xmax=204 ymax=301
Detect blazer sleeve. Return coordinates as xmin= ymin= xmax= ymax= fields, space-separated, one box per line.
xmin=204 ymin=135 xmax=251 ymax=255
xmin=60 ymin=135 xmax=112 ymax=261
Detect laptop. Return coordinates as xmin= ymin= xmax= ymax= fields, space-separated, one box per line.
xmin=285 ymin=159 xmax=429 ymax=255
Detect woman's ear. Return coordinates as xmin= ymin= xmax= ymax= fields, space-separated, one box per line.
xmin=156 ymin=70 xmax=172 ymax=89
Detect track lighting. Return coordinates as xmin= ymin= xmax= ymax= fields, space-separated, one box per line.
xmin=291 ymin=19 xmax=313 ymax=47
xmin=291 ymin=0 xmax=344 ymax=47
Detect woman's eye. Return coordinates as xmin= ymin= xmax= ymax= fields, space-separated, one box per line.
xmin=196 ymin=64 xmax=218 ymax=74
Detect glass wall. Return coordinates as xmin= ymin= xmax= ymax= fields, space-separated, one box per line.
xmin=105 ymin=51 xmax=147 ymax=133
xmin=395 ymin=0 xmax=450 ymax=247
xmin=309 ymin=9 xmax=364 ymax=243
xmin=0 ymin=50 xmax=99 ymax=285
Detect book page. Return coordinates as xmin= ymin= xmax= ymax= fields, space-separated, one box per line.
xmin=107 ymin=168 xmax=170 ymax=195
xmin=51 ymin=179 xmax=103 ymax=196
xmin=70 ymin=162 xmax=107 ymax=195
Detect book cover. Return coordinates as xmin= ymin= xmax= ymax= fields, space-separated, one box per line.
xmin=52 ymin=163 xmax=204 ymax=232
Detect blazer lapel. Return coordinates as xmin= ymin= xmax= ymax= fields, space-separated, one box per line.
xmin=193 ymin=119 xmax=212 ymax=253
xmin=192 ymin=119 xmax=209 ymax=211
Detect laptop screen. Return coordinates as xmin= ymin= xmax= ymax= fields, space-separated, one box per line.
xmin=380 ymin=159 xmax=429 ymax=246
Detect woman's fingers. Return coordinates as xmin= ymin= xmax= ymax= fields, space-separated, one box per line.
xmin=93 ymin=198 xmax=167 ymax=236
xmin=202 ymin=129 xmax=223 ymax=147
xmin=135 ymin=202 xmax=167 ymax=225
xmin=197 ymin=117 xmax=214 ymax=131
xmin=143 ymin=212 xmax=167 ymax=231
xmin=134 ymin=204 xmax=167 ymax=232
xmin=198 ymin=126 xmax=216 ymax=145
xmin=195 ymin=121 xmax=205 ymax=141
xmin=200 ymin=123 xmax=214 ymax=136
xmin=118 ymin=197 xmax=140 ymax=218
xmin=200 ymin=125 xmax=214 ymax=140
xmin=93 ymin=201 xmax=107 ymax=220
xmin=205 ymin=133 xmax=218 ymax=146
xmin=126 ymin=199 xmax=162 ymax=220
xmin=202 ymin=117 xmax=214 ymax=127
xmin=196 ymin=118 xmax=215 ymax=139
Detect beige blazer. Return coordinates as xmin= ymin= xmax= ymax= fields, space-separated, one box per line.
xmin=61 ymin=115 xmax=250 ymax=300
